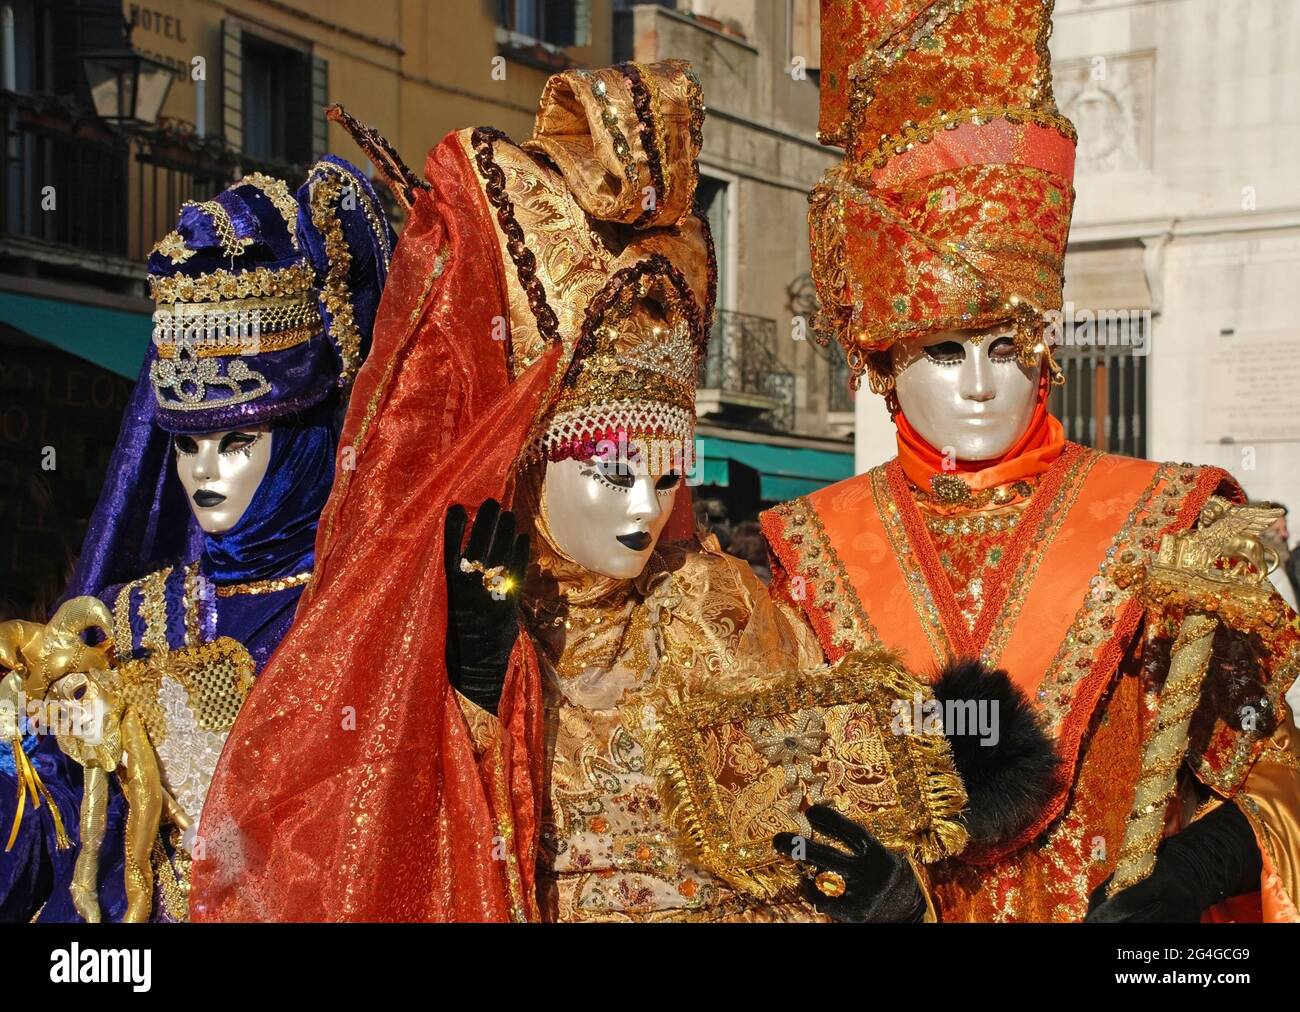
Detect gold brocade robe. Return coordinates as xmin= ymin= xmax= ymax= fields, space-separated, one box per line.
xmin=496 ymin=537 xmax=830 ymax=922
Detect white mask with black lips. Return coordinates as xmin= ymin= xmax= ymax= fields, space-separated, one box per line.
xmin=892 ymin=325 xmax=1041 ymax=462
xmin=173 ymin=428 xmax=273 ymax=534
xmin=541 ymin=451 xmax=682 ymax=581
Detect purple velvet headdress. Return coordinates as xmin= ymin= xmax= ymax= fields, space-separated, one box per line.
xmin=62 ymin=158 xmax=394 ymax=602
xmin=146 ymin=158 xmax=392 ymax=433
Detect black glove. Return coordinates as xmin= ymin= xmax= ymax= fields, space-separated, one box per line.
xmin=443 ymin=499 xmax=529 ymax=716
xmin=773 ymin=804 xmax=926 ymax=923
xmin=1086 ymin=802 xmax=1262 ymax=922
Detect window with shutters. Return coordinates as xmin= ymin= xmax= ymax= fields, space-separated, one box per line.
xmin=789 ymin=0 xmax=821 ymax=85
xmin=1048 ymin=321 xmax=1149 ymax=458
xmin=496 ymin=0 xmax=592 ymax=48
xmin=696 ymin=174 xmax=731 ymax=313
xmin=222 ymin=20 xmax=327 ymax=172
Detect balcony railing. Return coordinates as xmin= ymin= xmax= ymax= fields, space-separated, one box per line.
xmin=130 ymin=124 xmax=242 ymax=262
xmin=698 ymin=310 xmax=796 ymax=432
xmin=1 ymin=90 xmax=128 ymax=258
xmin=826 ymin=340 xmax=854 ymax=414
xmin=1 ymin=89 xmax=254 ymax=271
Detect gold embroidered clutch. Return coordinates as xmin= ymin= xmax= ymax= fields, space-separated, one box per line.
xmin=652 ymin=649 xmax=969 ymax=899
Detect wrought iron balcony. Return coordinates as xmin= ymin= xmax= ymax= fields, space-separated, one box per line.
xmin=0 ymin=89 xmax=256 ymax=274
xmin=0 ymin=90 xmax=128 ymax=259
xmin=697 ymin=309 xmax=796 ymax=432
xmin=826 ymin=340 xmax=854 ymax=414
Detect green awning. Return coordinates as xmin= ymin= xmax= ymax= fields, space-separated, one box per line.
xmin=698 ymin=435 xmax=854 ymax=502
xmin=0 ymin=291 xmax=151 ymax=378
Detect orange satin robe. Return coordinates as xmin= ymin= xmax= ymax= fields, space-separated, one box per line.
xmin=763 ymin=444 xmax=1300 ymax=922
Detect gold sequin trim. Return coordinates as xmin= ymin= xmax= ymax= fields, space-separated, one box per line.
xmin=113 ymin=580 xmax=136 ymax=661
xmin=636 ymin=62 xmax=673 ymax=205
xmin=239 ymin=172 xmax=301 ymax=251
xmin=308 ymin=166 xmax=363 ymax=384
xmin=139 ymin=567 xmax=172 ymax=656
xmin=871 ymin=467 xmax=953 ymax=662
xmin=769 ymin=494 xmax=880 ymax=657
xmin=214 ymin=570 xmax=312 ymax=598
xmin=578 ymin=69 xmax=638 ymax=185
xmin=150 ymin=260 xmax=316 ymax=306
xmin=183 ymin=563 xmax=202 ymax=648
xmin=925 ymin=511 xmax=1022 ymax=537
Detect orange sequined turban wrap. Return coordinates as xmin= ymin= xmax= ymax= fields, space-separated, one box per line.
xmin=812 ymin=0 xmax=1078 ymax=395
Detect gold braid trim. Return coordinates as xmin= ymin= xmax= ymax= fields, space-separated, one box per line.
xmin=150 ymin=260 xmax=316 ymax=306
xmin=1108 ymin=612 xmax=1217 ymax=897
xmin=184 ymin=200 xmax=253 ymax=260
xmin=239 ymin=172 xmax=301 ymax=250
xmin=308 ymin=167 xmax=362 ymax=385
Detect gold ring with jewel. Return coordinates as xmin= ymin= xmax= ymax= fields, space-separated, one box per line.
xmin=462 ymin=556 xmax=512 ymax=595
xmin=814 ymin=870 xmax=847 ymax=898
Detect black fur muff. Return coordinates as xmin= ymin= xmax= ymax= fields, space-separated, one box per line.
xmin=931 ymin=659 xmax=1061 ymax=848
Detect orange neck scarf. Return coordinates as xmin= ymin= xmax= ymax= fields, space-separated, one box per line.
xmin=896 ymin=367 xmax=1065 ymax=493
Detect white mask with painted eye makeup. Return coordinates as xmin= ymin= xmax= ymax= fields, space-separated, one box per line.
xmin=541 ymin=453 xmax=681 ymax=580
xmin=173 ymin=428 xmax=273 ymax=534
xmin=892 ymin=327 xmax=1041 ymax=462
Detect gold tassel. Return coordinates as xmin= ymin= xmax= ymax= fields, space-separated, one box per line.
xmin=5 ymin=733 xmax=71 ymax=852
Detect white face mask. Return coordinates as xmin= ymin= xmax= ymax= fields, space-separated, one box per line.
xmin=892 ymin=326 xmax=1041 ymax=462
xmin=541 ymin=451 xmax=682 ymax=580
xmin=173 ymin=428 xmax=273 ymax=534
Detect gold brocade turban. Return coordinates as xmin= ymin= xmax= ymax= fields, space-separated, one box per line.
xmin=500 ymin=60 xmax=714 ymax=465
xmin=812 ymin=0 xmax=1078 ymax=393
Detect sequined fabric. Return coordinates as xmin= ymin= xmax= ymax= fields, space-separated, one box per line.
xmin=810 ymin=0 xmax=1077 ymax=390
xmin=763 ymin=447 xmax=1300 ymax=921
xmin=527 ymin=534 xmax=828 ymax=922
xmin=921 ymin=498 xmax=1027 ymax=631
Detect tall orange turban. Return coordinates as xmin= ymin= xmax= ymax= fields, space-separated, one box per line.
xmin=812 ymin=0 xmax=1078 ymax=394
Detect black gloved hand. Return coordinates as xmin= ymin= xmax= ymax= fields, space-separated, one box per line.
xmin=443 ymin=499 xmax=529 ymax=716
xmin=773 ymin=804 xmax=926 ymax=923
xmin=1086 ymin=802 xmax=1262 ymax=922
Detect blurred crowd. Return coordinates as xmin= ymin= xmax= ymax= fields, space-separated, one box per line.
xmin=695 ymin=497 xmax=771 ymax=584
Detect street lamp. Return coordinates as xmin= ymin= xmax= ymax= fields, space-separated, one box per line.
xmin=80 ymin=21 xmax=175 ymax=128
